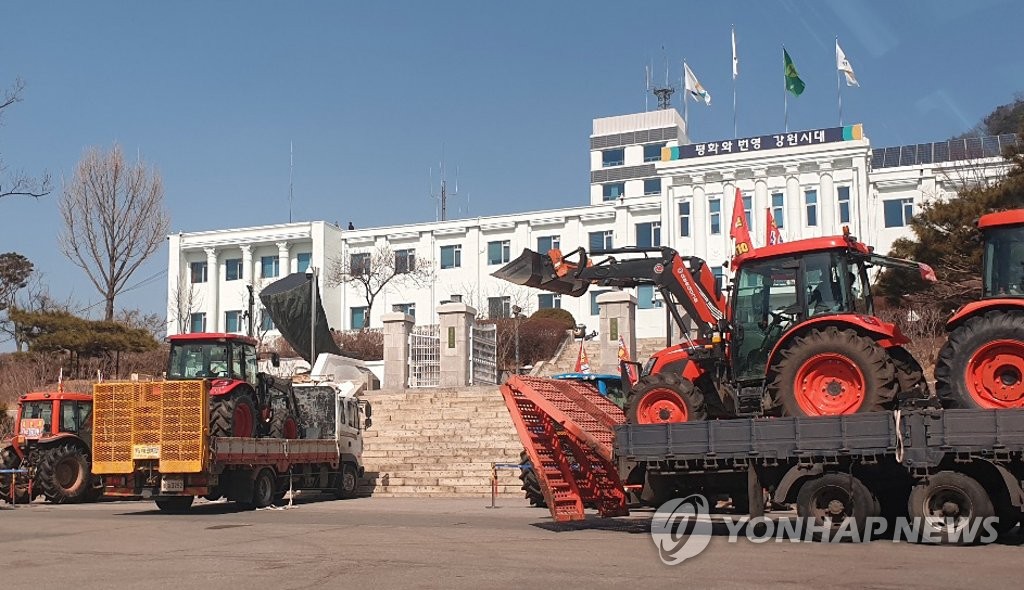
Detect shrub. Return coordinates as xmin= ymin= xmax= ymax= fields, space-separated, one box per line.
xmin=333 ymin=329 xmax=384 ymax=361
xmin=529 ymin=307 xmax=576 ymax=329
xmin=491 ymin=317 xmax=570 ymax=371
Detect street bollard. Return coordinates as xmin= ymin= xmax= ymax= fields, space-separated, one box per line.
xmin=486 ymin=462 xmax=529 ymax=509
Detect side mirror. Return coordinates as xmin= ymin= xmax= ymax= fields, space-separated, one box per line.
xmin=363 ymin=417 xmax=373 ymax=430
xmin=271 ymin=352 xmax=280 ymax=368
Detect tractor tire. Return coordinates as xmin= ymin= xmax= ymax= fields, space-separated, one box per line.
xmin=624 ymin=373 xmax=707 ymax=425
xmin=334 ymin=463 xmax=358 ymax=499
xmin=519 ymin=450 xmax=547 ymax=508
xmin=155 ymin=496 xmax=194 ymax=514
xmin=888 ymin=346 xmax=930 ymax=401
xmin=769 ymin=327 xmax=898 ymax=417
xmin=935 ymin=310 xmax=1024 ymax=409
xmin=907 ymin=471 xmax=995 ymax=544
xmin=269 ymin=410 xmax=300 ymax=439
xmin=37 ymin=443 xmax=94 ymax=504
xmin=210 ymin=391 xmax=257 ymax=438
xmin=795 ymin=473 xmax=877 ymax=541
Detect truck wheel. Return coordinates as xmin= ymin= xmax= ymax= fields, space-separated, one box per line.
xmin=335 ymin=464 xmax=358 ymax=499
xmin=770 ymin=327 xmax=898 ymax=416
xmin=935 ymin=311 xmax=1024 ymax=409
xmin=210 ymin=391 xmax=257 ymax=438
xmin=269 ymin=411 xmax=299 ymax=439
xmin=888 ymin=346 xmax=930 ymax=400
xmin=908 ymin=471 xmax=995 ymax=544
xmin=247 ymin=469 xmax=276 ymax=509
xmin=37 ymin=443 xmax=93 ymax=504
xmin=625 ymin=373 xmax=707 ymax=425
xmin=155 ymin=496 xmax=194 ymax=514
xmin=519 ymin=450 xmax=546 ymax=508
xmin=795 ymin=473 xmax=877 ymax=541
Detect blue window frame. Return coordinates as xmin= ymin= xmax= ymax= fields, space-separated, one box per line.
xmin=637 ymin=285 xmax=661 ymax=309
xmin=636 ymin=222 xmax=661 ymax=248
xmin=884 ymin=198 xmax=914 ymax=228
xmin=394 ymin=303 xmax=416 ymax=318
xmin=260 ymin=307 xmax=274 ymax=331
xmin=590 ymin=290 xmax=611 ymax=316
xmin=679 ymin=201 xmax=691 ymax=237
xmin=588 ymin=230 xmax=613 ymax=251
xmin=743 ymin=195 xmax=752 ymax=227
xmin=261 ymin=255 xmax=279 ymax=278
xmin=440 ymin=244 xmax=461 ymax=269
xmin=602 ymin=148 xmax=624 ymax=167
xmin=709 ymin=198 xmax=721 ymax=235
xmin=224 ymin=310 xmax=242 ymax=333
xmin=537 ymin=235 xmax=560 ymax=253
xmin=189 ymin=312 xmax=206 ymax=333
xmin=712 ymin=266 xmax=725 ymax=292
xmin=225 ymin=258 xmax=242 ymax=281
xmin=190 ymin=261 xmax=207 ymax=284
xmin=602 ymin=182 xmax=625 ymax=201
xmin=772 ymin=193 xmax=785 ymax=228
xmin=643 ymin=178 xmax=661 ymax=195
xmin=805 ymin=190 xmax=818 ymax=227
xmin=487 ymin=241 xmax=510 ymax=265
xmin=350 ymin=307 xmax=367 ymax=330
xmin=538 ymin=293 xmax=561 ymax=309
xmin=838 ymin=186 xmax=851 ymax=224
xmin=297 ymin=252 xmax=311 ymax=273
xmin=643 ymin=143 xmax=665 ymax=163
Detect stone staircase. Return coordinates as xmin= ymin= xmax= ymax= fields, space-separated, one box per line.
xmin=359 ymin=387 xmax=524 ymax=498
xmin=536 ymin=337 xmax=668 ymax=376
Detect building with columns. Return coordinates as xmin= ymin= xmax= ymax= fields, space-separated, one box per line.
xmin=167 ymin=110 xmax=1016 ymax=340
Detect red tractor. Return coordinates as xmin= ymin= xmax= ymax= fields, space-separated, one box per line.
xmin=166 ymin=333 xmax=298 ymax=438
xmin=493 ymin=232 xmax=935 ymax=422
xmin=936 ymin=209 xmax=1024 ymax=409
xmin=0 ymin=390 xmax=103 ymax=504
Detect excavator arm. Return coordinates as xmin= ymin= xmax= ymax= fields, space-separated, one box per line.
xmin=493 ymin=246 xmax=728 ymax=338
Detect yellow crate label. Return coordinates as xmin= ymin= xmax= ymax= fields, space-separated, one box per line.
xmin=132 ymin=444 xmax=161 ymax=459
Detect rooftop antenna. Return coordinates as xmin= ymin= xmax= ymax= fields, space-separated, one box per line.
xmin=650 ymin=46 xmax=675 ymax=110
xmin=288 ymin=141 xmax=294 ymax=223
xmin=430 ymin=146 xmax=459 ymax=222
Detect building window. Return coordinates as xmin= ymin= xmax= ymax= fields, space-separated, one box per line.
xmin=350 ymin=306 xmax=368 ymax=329
xmin=487 ymin=240 xmax=510 ymax=265
xmin=224 ymin=310 xmax=242 ymax=333
xmin=679 ymin=201 xmax=691 ymax=237
xmin=588 ymin=230 xmax=613 ymax=251
xmin=350 ymin=252 xmax=370 ymax=275
xmin=538 ymin=293 xmax=561 ymax=309
xmin=643 ymin=178 xmax=661 ymax=196
xmin=636 ymin=221 xmax=661 ymax=248
xmin=260 ymin=307 xmax=274 ymax=331
xmin=837 ymin=186 xmax=851 ymax=224
xmin=393 ymin=303 xmax=416 ymax=318
xmin=884 ymin=198 xmax=914 ymax=228
xmin=602 ymin=182 xmax=625 ymax=201
xmin=637 ymin=285 xmax=661 ymax=309
xmin=805 ymin=190 xmax=818 ymax=227
xmin=440 ymin=244 xmax=461 ymax=269
xmin=189 ymin=312 xmax=206 ymax=333
xmin=643 ymin=143 xmax=665 ymax=163
xmin=537 ymin=235 xmax=560 ymax=254
xmin=225 ymin=258 xmax=242 ymax=281
xmin=297 ymin=252 xmax=312 ymax=273
xmin=190 ymin=261 xmax=208 ymax=284
xmin=602 ymin=148 xmax=624 ymax=167
xmin=395 ymin=249 xmax=415 ymax=274
xmin=488 ymin=296 xmax=511 ymax=319
xmin=709 ymin=198 xmax=721 ymax=235
xmin=743 ymin=195 xmax=753 ymax=227
xmin=261 ymin=256 xmax=279 ymax=278
xmin=590 ymin=290 xmax=611 ymax=316
xmin=771 ymin=193 xmax=785 ymax=228
xmin=712 ymin=266 xmax=726 ymax=292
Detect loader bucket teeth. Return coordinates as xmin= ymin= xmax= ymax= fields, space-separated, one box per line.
xmin=491 ymin=249 xmax=589 ymax=297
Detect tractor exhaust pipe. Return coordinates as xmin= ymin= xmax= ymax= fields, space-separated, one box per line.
xmin=491 ymin=248 xmax=590 ymax=297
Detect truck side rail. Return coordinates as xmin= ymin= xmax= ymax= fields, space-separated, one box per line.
xmin=211 ymin=437 xmax=342 ymax=472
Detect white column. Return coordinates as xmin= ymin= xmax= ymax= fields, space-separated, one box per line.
xmin=691 ymin=183 xmax=707 ymax=262
xmin=240 ymin=244 xmax=252 ymax=283
xmin=204 ymin=247 xmax=220 ymax=332
xmin=786 ymin=170 xmax=802 ymax=240
xmin=754 ymin=177 xmax=768 ymax=247
xmin=819 ymin=167 xmax=835 ymax=235
xmin=722 ymin=177 xmax=734 ymax=255
xmin=276 ymin=241 xmax=290 ymax=277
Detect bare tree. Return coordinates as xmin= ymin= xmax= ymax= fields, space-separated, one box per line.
xmin=0 ymin=78 xmax=51 ymax=200
xmin=59 ymin=144 xmax=170 ymax=321
xmin=446 ymin=280 xmax=533 ymax=319
xmin=325 ymin=243 xmax=434 ymax=327
xmin=168 ymin=274 xmax=202 ymax=336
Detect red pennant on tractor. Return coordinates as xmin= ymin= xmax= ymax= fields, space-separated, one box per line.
xmin=766 ymin=207 xmax=784 ymax=246
xmin=617 ymin=336 xmax=637 ymax=384
xmin=730 ymin=187 xmax=754 ymax=259
xmin=574 ymin=340 xmax=592 ymax=373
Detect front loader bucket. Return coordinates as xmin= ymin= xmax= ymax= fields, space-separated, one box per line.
xmin=491 ymin=248 xmax=589 ymax=297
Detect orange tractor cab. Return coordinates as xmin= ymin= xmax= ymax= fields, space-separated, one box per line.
xmin=936 ymin=209 xmax=1024 ymax=409
xmin=166 ymin=333 xmax=298 ymax=439
xmin=0 ymin=390 xmax=103 ymax=504
xmin=493 ymin=233 xmax=935 ymax=423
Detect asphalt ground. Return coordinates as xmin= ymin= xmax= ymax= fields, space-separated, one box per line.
xmin=1 ymin=495 xmax=1022 ymax=589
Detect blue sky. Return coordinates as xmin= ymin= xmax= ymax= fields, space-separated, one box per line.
xmin=1 ymin=0 xmax=1021 ymax=329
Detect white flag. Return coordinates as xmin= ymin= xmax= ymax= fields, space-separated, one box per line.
xmin=731 ymin=27 xmax=738 ymax=79
xmin=684 ymin=63 xmax=711 ymax=106
xmin=836 ymin=40 xmax=859 ymax=87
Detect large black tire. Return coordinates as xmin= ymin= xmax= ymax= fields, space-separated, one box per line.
xmin=907 ymin=471 xmax=995 ymax=544
xmin=795 ymin=473 xmax=877 ymax=540
xmin=155 ymin=496 xmax=194 ymax=513
xmin=239 ymin=468 xmax=277 ymax=509
xmin=210 ymin=391 xmax=257 ymax=438
xmin=519 ymin=450 xmax=546 ymax=508
xmin=769 ymin=327 xmax=898 ymax=417
xmin=888 ymin=346 xmax=930 ymax=400
xmin=37 ymin=443 xmax=94 ymax=504
xmin=935 ymin=310 xmax=1024 ymax=409
xmin=269 ymin=410 xmax=299 ymax=439
xmin=335 ymin=463 xmax=358 ymax=499
xmin=624 ymin=373 xmax=707 ymax=424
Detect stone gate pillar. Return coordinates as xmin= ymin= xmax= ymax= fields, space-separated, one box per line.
xmin=382 ymin=312 xmax=414 ymax=389
xmin=597 ymin=291 xmax=637 ymax=375
xmin=437 ymin=302 xmax=477 ymax=387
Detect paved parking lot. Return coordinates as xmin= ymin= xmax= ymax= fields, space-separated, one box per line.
xmin=2 ymin=495 xmax=1022 ymax=589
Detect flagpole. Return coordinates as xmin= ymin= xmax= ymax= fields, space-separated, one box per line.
xmin=683 ymin=59 xmax=689 ymax=136
xmin=732 ymin=25 xmax=737 ymax=138
xmin=836 ymin=37 xmax=843 ymax=126
xmin=783 ymin=46 xmax=789 ymax=132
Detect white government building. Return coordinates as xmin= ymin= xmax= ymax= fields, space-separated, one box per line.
xmin=166 ymin=108 xmax=1016 ymax=340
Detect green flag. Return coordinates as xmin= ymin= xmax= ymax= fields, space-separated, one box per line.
xmin=784 ymin=49 xmax=805 ymax=96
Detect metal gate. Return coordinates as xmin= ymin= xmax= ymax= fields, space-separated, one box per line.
xmin=408 ymin=324 xmax=441 ymax=388
xmin=470 ymin=322 xmax=498 ymax=385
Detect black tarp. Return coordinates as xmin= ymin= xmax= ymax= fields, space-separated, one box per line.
xmin=259 ymin=273 xmax=344 ymax=363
